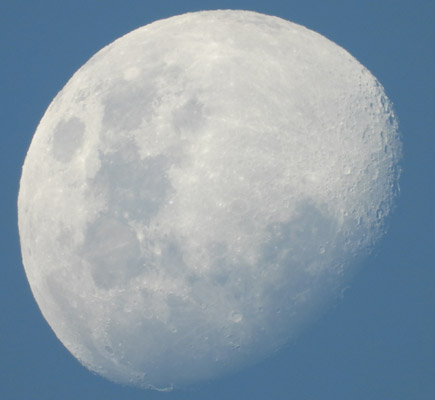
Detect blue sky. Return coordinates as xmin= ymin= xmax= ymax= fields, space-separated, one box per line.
xmin=1 ymin=1 xmax=434 ymax=399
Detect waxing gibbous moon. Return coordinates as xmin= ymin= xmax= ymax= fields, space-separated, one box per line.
xmin=18 ymin=10 xmax=401 ymax=390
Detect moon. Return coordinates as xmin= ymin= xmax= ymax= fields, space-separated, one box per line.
xmin=18 ymin=10 xmax=401 ymax=391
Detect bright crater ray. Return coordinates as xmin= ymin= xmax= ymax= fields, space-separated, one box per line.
xmin=18 ymin=10 xmax=401 ymax=390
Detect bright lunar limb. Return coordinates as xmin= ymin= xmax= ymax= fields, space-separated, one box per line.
xmin=18 ymin=10 xmax=401 ymax=390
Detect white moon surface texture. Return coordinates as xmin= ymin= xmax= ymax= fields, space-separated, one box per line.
xmin=18 ymin=10 xmax=401 ymax=391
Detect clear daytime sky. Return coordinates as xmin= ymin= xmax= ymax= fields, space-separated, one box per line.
xmin=1 ymin=1 xmax=434 ymax=399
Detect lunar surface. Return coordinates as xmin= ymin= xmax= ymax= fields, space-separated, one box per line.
xmin=18 ymin=10 xmax=401 ymax=390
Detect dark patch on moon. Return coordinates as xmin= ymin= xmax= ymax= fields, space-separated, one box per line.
xmin=172 ymin=99 xmax=204 ymax=133
xmin=262 ymin=201 xmax=338 ymax=272
xmin=91 ymin=141 xmax=172 ymax=223
xmin=102 ymin=80 xmax=156 ymax=132
xmin=254 ymin=201 xmax=340 ymax=308
xmin=52 ymin=117 xmax=85 ymax=162
xmin=83 ymin=215 xmax=143 ymax=289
